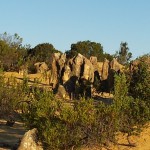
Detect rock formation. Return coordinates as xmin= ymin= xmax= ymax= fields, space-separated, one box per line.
xmin=110 ymin=58 xmax=124 ymax=72
xmin=48 ymin=53 xmax=123 ymax=99
xmin=101 ymin=58 xmax=109 ymax=80
xmin=18 ymin=128 xmax=43 ymax=150
xmin=34 ymin=62 xmax=49 ymax=74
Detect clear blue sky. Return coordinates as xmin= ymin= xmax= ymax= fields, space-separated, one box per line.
xmin=0 ymin=0 xmax=150 ymax=59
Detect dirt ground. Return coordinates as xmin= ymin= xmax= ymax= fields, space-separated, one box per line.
xmin=109 ymin=123 xmax=150 ymax=150
xmin=0 ymin=120 xmax=27 ymax=150
xmin=81 ymin=123 xmax=150 ymax=150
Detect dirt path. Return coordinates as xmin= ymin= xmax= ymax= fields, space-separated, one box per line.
xmin=114 ymin=123 xmax=150 ymax=150
xmin=81 ymin=123 xmax=150 ymax=150
xmin=0 ymin=120 xmax=27 ymax=150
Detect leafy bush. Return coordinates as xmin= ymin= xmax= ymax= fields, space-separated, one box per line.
xmin=114 ymin=73 xmax=150 ymax=135
xmin=130 ymin=60 xmax=150 ymax=101
xmin=24 ymin=93 xmax=118 ymax=149
xmin=22 ymin=73 xmax=150 ymax=149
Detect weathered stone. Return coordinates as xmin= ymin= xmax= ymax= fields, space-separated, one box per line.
xmin=72 ymin=53 xmax=84 ymax=77
xmin=48 ymin=52 xmax=126 ymax=98
xmin=34 ymin=62 xmax=49 ymax=74
xmin=90 ymin=56 xmax=97 ymax=65
xmin=18 ymin=128 xmax=43 ymax=150
xmin=49 ymin=54 xmax=59 ymax=89
xmin=58 ymin=53 xmax=66 ymax=75
xmin=82 ymin=57 xmax=94 ymax=82
xmin=62 ymin=64 xmax=71 ymax=84
xmin=110 ymin=58 xmax=124 ymax=72
xmin=101 ymin=58 xmax=109 ymax=80
xmin=56 ymin=84 xmax=67 ymax=98
xmin=53 ymin=52 xmax=61 ymax=60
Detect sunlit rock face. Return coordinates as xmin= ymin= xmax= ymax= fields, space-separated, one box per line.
xmin=48 ymin=53 xmax=124 ymax=99
xmin=18 ymin=128 xmax=43 ymax=150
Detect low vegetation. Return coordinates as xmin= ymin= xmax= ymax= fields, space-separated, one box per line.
xmin=0 ymin=61 xmax=150 ymax=149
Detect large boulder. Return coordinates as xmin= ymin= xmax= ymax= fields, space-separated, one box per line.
xmin=61 ymin=53 xmax=95 ymax=99
xmin=18 ymin=128 xmax=43 ymax=150
xmin=95 ymin=62 xmax=103 ymax=77
xmin=110 ymin=58 xmax=124 ymax=72
xmin=90 ymin=56 xmax=97 ymax=65
xmin=56 ymin=84 xmax=67 ymax=99
xmin=34 ymin=62 xmax=49 ymax=74
xmin=101 ymin=58 xmax=109 ymax=80
xmin=62 ymin=63 xmax=71 ymax=84
xmin=49 ymin=53 xmax=66 ymax=89
xmin=82 ymin=57 xmax=94 ymax=82
xmin=49 ymin=53 xmax=60 ymax=89
xmin=72 ymin=53 xmax=84 ymax=77
xmin=58 ymin=53 xmax=66 ymax=75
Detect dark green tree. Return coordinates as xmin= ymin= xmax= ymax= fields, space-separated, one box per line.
xmin=26 ymin=43 xmax=60 ymax=73
xmin=66 ymin=40 xmax=108 ymax=61
xmin=115 ymin=42 xmax=132 ymax=65
xmin=129 ymin=55 xmax=150 ymax=101
xmin=28 ymin=43 xmax=60 ymax=64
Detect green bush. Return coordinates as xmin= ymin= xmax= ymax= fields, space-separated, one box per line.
xmin=0 ymin=66 xmax=150 ymax=149
xmin=0 ymin=71 xmax=32 ymax=118
xmin=24 ymin=91 xmax=119 ymax=149
xmin=22 ymin=73 xmax=150 ymax=149
xmin=113 ymin=73 xmax=150 ymax=135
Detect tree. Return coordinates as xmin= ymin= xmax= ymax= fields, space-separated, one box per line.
xmin=0 ymin=32 xmax=27 ymax=71
xmin=28 ymin=43 xmax=60 ymax=63
xmin=26 ymin=43 xmax=60 ymax=73
xmin=0 ymin=32 xmax=23 ymax=48
xmin=66 ymin=40 xmax=107 ymax=61
xmin=129 ymin=55 xmax=150 ymax=101
xmin=115 ymin=42 xmax=132 ymax=65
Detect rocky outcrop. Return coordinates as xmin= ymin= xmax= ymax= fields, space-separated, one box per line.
xmin=48 ymin=53 xmax=123 ymax=99
xmin=110 ymin=58 xmax=124 ymax=72
xmin=61 ymin=53 xmax=94 ymax=99
xmin=71 ymin=53 xmax=84 ymax=77
xmin=34 ymin=62 xmax=49 ymax=74
xmin=101 ymin=58 xmax=109 ymax=80
xmin=49 ymin=53 xmax=66 ymax=89
xmin=18 ymin=128 xmax=43 ymax=150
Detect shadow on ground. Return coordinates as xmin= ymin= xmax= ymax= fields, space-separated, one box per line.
xmin=0 ymin=120 xmax=27 ymax=150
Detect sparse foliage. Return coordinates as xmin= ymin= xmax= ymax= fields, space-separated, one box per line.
xmin=115 ymin=42 xmax=132 ymax=65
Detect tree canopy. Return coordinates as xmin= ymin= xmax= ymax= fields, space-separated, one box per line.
xmin=115 ymin=42 xmax=132 ymax=65
xmin=0 ymin=32 xmax=23 ymax=48
xmin=28 ymin=43 xmax=60 ymax=64
xmin=0 ymin=32 xmax=27 ymax=71
xmin=129 ymin=54 xmax=150 ymax=101
xmin=65 ymin=40 xmax=112 ymax=61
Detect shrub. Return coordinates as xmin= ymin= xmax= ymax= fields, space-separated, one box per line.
xmin=113 ymin=73 xmax=150 ymax=135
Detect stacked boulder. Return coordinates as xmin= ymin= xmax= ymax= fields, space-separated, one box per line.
xmin=44 ymin=53 xmax=124 ymax=99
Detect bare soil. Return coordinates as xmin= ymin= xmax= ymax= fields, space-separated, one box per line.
xmin=0 ymin=120 xmax=27 ymax=150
